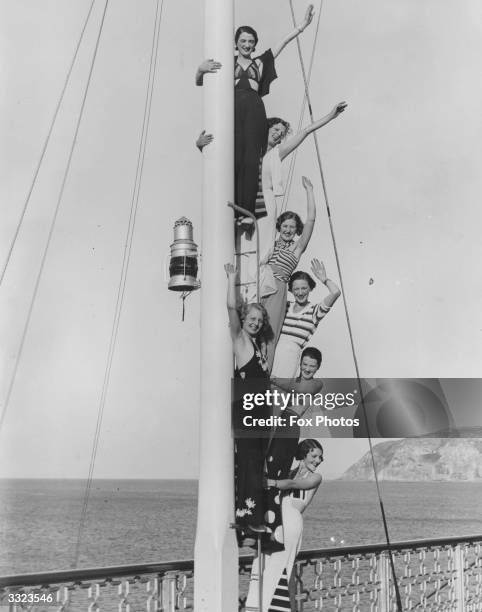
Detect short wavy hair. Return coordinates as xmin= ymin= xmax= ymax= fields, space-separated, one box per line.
xmin=295 ymin=439 xmax=323 ymax=461
xmin=235 ymin=26 xmax=258 ymax=46
xmin=267 ymin=116 xmax=291 ymax=136
xmin=288 ymin=271 xmax=316 ymax=292
xmin=301 ymin=346 xmax=322 ymax=367
xmin=276 ymin=211 xmax=303 ymax=236
xmin=238 ymin=302 xmax=272 ymax=341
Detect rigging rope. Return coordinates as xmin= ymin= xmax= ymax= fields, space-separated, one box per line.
xmin=280 ymin=3 xmax=322 ymax=213
xmin=0 ymin=0 xmax=97 ymax=288
xmin=288 ymin=1 xmax=403 ymax=609
xmin=72 ymin=0 xmax=165 ymax=567
xmin=0 ymin=0 xmax=110 ymax=435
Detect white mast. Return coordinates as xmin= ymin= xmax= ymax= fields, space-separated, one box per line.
xmin=194 ymin=0 xmax=238 ymax=611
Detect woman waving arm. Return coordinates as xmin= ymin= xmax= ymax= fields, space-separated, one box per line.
xmin=225 ymin=263 xmax=242 ymax=343
xmin=271 ymin=5 xmax=314 ymax=58
xmin=279 ymin=102 xmax=347 ymax=161
xmin=294 ymin=177 xmax=316 ymax=257
xmin=311 ymin=259 xmax=341 ymax=308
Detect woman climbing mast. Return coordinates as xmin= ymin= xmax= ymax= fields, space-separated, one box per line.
xmin=240 ymin=103 xmax=347 ymax=305
xmin=261 ymin=176 xmax=316 ymax=370
xmin=225 ymin=263 xmax=271 ymax=545
xmin=233 ymin=5 xmax=314 ymax=218
xmin=246 ymin=439 xmax=324 ymax=611
xmin=263 ymin=347 xmax=324 ymax=552
xmin=272 ymin=259 xmax=341 ymax=378
xmin=258 ymin=103 xmax=347 ymax=261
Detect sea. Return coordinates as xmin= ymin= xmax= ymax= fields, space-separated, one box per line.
xmin=1 ymin=478 xmax=482 ymax=575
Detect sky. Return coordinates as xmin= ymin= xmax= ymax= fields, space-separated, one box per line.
xmin=0 ymin=0 xmax=481 ymax=479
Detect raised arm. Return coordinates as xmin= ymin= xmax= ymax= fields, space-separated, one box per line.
xmin=225 ymin=263 xmax=242 ymax=342
xmin=279 ymin=102 xmax=347 ymax=161
xmin=271 ymin=5 xmax=314 ymax=59
xmin=311 ymin=259 xmax=341 ymax=308
xmin=195 ymin=59 xmax=222 ymax=86
xmin=295 ymin=177 xmax=316 ymax=256
xmin=267 ymin=472 xmax=321 ymax=490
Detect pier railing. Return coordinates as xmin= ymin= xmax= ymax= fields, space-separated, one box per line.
xmin=1 ymin=534 xmax=481 ymax=611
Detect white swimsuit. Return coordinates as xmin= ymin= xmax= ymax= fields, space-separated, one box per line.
xmin=246 ymin=471 xmax=319 ymax=611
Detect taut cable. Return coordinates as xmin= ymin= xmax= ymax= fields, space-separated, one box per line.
xmin=288 ymin=1 xmax=403 ymax=609
xmin=72 ymin=0 xmax=166 ymax=567
xmin=0 ymin=0 xmax=110 ymax=435
xmin=0 ymin=0 xmax=97 ymax=287
xmin=281 ymin=2 xmax=322 ymax=213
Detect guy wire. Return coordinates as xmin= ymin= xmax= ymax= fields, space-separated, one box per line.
xmin=281 ymin=3 xmax=322 ymax=213
xmin=0 ymin=0 xmax=97 ymax=287
xmin=72 ymin=0 xmax=165 ymax=567
xmin=0 ymin=0 xmax=110 ymax=435
xmin=288 ymin=0 xmax=403 ymax=609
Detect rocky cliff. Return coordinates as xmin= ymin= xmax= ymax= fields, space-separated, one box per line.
xmin=341 ymin=438 xmax=482 ymax=481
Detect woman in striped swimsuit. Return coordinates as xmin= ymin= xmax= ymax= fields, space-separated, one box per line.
xmin=246 ymin=439 xmax=323 ymax=612
xmin=261 ymin=176 xmax=316 ymax=371
xmin=271 ymin=260 xmax=341 ymax=379
xmin=239 ymin=103 xmax=347 ymax=304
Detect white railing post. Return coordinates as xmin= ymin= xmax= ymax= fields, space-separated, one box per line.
xmin=378 ymin=552 xmax=390 ymax=612
xmin=193 ymin=1 xmax=238 ymax=612
xmin=160 ymin=572 xmax=176 ymax=612
xmin=453 ymin=544 xmax=465 ymax=612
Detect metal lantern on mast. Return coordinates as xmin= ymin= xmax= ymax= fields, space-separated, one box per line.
xmin=168 ymin=217 xmax=200 ymax=292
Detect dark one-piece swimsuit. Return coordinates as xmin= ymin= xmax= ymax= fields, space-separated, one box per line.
xmin=233 ymin=337 xmax=270 ymax=544
xmin=234 ymin=49 xmax=277 ymax=217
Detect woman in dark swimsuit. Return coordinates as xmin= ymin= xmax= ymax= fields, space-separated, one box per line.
xmin=233 ymin=5 xmax=314 ymax=218
xmin=225 ymin=262 xmax=271 ymax=543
